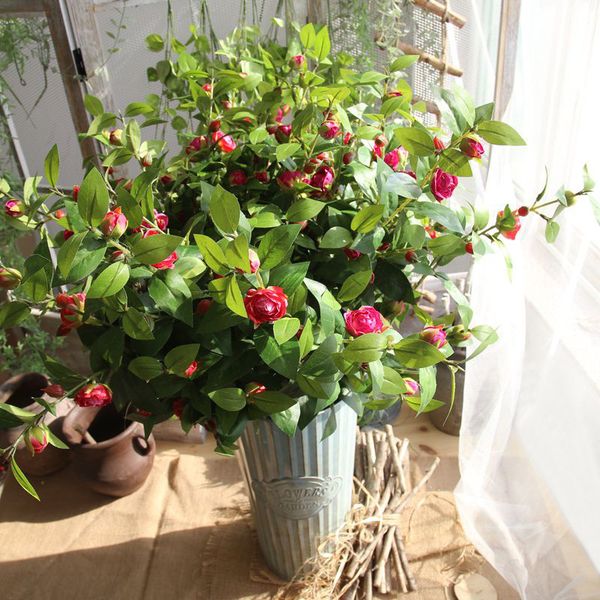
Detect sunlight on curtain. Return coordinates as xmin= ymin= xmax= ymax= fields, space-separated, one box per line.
xmin=454 ymin=1 xmax=600 ymax=598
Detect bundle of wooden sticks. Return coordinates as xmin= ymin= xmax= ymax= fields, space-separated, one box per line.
xmin=338 ymin=425 xmax=440 ymax=598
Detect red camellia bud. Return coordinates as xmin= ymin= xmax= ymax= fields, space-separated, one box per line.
xmin=420 ymin=325 xmax=448 ymax=348
xmin=290 ymin=54 xmax=306 ymax=69
xmin=343 ymin=151 xmax=354 ymax=165
xmin=229 ymin=170 xmax=248 ymax=186
xmin=374 ymin=134 xmax=388 ymax=148
xmin=497 ymin=211 xmax=522 ymax=240
xmin=244 ymin=286 xmax=288 ymax=325
xmin=143 ymin=230 xmax=178 ymax=269
xmin=4 ymin=199 xmax=23 ymax=218
xmin=72 ymin=185 xmax=80 ymax=201
xmin=344 ymin=306 xmax=386 ymax=337
xmin=160 ymin=174 xmax=174 ymax=186
xmin=221 ymin=99 xmax=232 ymax=110
xmin=460 ymin=136 xmax=485 ymax=159
xmin=343 ymin=132 xmax=353 ymax=145
xmin=248 ymin=249 xmax=261 ymax=273
xmin=195 ymin=298 xmax=213 ymax=316
xmin=254 ymin=170 xmax=269 ymax=184
xmin=344 ymin=247 xmax=362 ymax=261
xmin=0 ymin=267 xmax=22 ymax=290
xmin=74 ymin=383 xmax=112 ymax=408
xmin=54 ymin=209 xmax=65 ymax=220
xmin=372 ymin=145 xmax=383 ymax=160
xmin=318 ymin=120 xmax=340 ymax=140
xmin=309 ymin=165 xmax=335 ymax=196
xmin=140 ymin=154 xmax=153 ymax=168
xmin=433 ymin=136 xmax=445 ymax=151
xmin=172 ymin=398 xmax=186 ymax=418
xmin=518 ymin=206 xmax=529 ymax=216
xmin=425 ymin=226 xmax=437 ymax=239
xmin=277 ymin=170 xmax=303 ymax=189
xmin=99 ymin=207 xmax=128 ymax=238
xmin=405 ymin=250 xmax=417 ymax=263
xmin=184 ymin=361 xmax=199 ymax=378
xmin=387 ymin=90 xmax=403 ymax=98
xmin=109 ymin=128 xmax=123 ymax=145
xmin=202 ymin=83 xmax=213 ymax=93
xmin=186 ymin=135 xmax=207 ymax=155
xmin=211 ymin=131 xmax=237 ymax=153
xmin=295 ymin=220 xmax=308 ymax=230
xmin=246 ymin=382 xmax=267 ymax=395
xmin=377 ymin=242 xmax=391 ymax=252
xmin=384 ymin=149 xmax=400 ymax=171
xmin=430 ymin=168 xmax=458 ymax=202
xmin=275 ymin=124 xmax=292 ymax=143
xmin=63 ymin=230 xmax=74 ymax=241
xmin=27 ymin=427 xmax=48 ymax=455
xmin=403 ymin=378 xmax=420 ymax=396
xmin=42 ymin=383 xmax=65 ymax=398
xmin=56 ymin=292 xmax=86 ymax=334
xmin=209 ymin=120 xmax=221 ymax=132
xmin=465 ymin=242 xmax=474 ymax=254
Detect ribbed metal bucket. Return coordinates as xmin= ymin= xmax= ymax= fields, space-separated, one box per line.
xmin=237 ymin=401 xmax=357 ymax=580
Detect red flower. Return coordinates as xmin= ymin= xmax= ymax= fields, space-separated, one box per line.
xmin=498 ymin=211 xmax=522 ymax=240
xmin=465 ymin=242 xmax=474 ymax=254
xmin=425 ymin=225 xmax=437 ymax=239
xmin=56 ymin=292 xmax=86 ymax=332
xmin=384 ymin=149 xmax=400 ymax=171
xmin=42 ymin=384 xmax=65 ymax=398
xmin=420 ymin=325 xmax=447 ymax=348
xmin=319 ymin=120 xmax=340 ymax=140
xmin=275 ymin=125 xmax=292 ymax=143
xmin=344 ymin=306 xmax=386 ymax=337
xmin=372 ymin=145 xmax=383 ymax=159
xmin=290 ymin=54 xmax=305 ymax=69
xmin=430 ymin=168 xmax=458 ymax=202
xmin=74 ymin=384 xmax=112 ymax=408
xmin=460 ymin=136 xmax=485 ymax=159
xmin=184 ymin=361 xmax=198 ymax=378
xmin=433 ymin=137 xmax=445 ymax=151
xmin=344 ymin=248 xmax=362 ymax=261
xmin=186 ymin=136 xmax=207 ymax=154
xmin=374 ymin=134 xmax=388 ymax=148
xmin=195 ymin=298 xmax=213 ymax=316
xmin=277 ymin=170 xmax=303 ymax=189
xmin=4 ymin=199 xmax=23 ymax=217
xmin=244 ymin=286 xmax=288 ymax=325
xmin=211 ymin=131 xmax=237 ymax=153
xmin=160 ymin=174 xmax=174 ymax=186
xmin=405 ymin=250 xmax=417 ymax=263
xmin=0 ymin=267 xmax=21 ymax=289
xmin=72 ymin=185 xmax=80 ymax=202
xmin=254 ymin=170 xmax=269 ymax=184
xmin=27 ymin=428 xmax=48 ymax=454
xmin=343 ymin=132 xmax=353 ymax=145
xmin=209 ymin=119 xmax=221 ymax=132
xmin=172 ymin=398 xmax=186 ymax=418
xmin=154 ymin=211 xmax=169 ymax=231
xmin=99 ymin=207 xmax=128 ymax=238
xmin=309 ymin=165 xmax=335 ymax=195
xmin=229 ymin=170 xmax=248 ymax=186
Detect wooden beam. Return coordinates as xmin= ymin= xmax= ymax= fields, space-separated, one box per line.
xmin=393 ymin=41 xmax=463 ymax=77
xmin=306 ymin=0 xmax=325 ymax=24
xmin=0 ymin=0 xmax=44 ymax=16
xmin=41 ymin=0 xmax=99 ymax=167
xmin=494 ymin=0 xmax=521 ymax=119
xmin=412 ymin=0 xmax=466 ymax=29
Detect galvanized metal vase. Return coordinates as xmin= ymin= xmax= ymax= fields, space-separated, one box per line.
xmin=237 ymin=401 xmax=356 ymax=580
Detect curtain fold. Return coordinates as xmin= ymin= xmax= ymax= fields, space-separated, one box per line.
xmin=454 ymin=1 xmax=600 ymax=598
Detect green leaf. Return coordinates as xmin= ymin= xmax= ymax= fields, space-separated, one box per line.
xmin=417 ymin=366 xmax=437 ymax=414
xmin=194 ymin=234 xmax=228 ymax=273
xmin=132 ymin=234 xmax=182 ymax=265
xmin=20 ymin=267 xmax=48 ymax=302
xmin=122 ymin=308 xmax=154 ymax=340
xmin=269 ymin=262 xmax=309 ymax=296
xmin=258 ymin=224 xmax=301 ymax=270
xmin=61 ymin=237 xmax=106 ymax=284
xmin=428 ymin=233 xmax=464 ymax=257
xmin=125 ymin=102 xmax=155 ymax=117
xmin=441 ymin=87 xmax=476 ymax=128
xmin=145 ymin=33 xmax=164 ymax=51
xmin=320 ymin=226 xmax=353 ymax=249
xmin=337 ymin=270 xmax=372 ymax=301
xmin=0 ymin=403 xmax=36 ymax=421
xmin=84 ymin=94 xmax=104 ymax=116
xmin=0 ymin=301 xmax=30 ymax=328
xmin=381 ymin=367 xmax=408 ymax=395
xmin=46 ymin=429 xmax=69 ymax=450
xmin=148 ymin=271 xmax=193 ymax=325
xmin=273 ymin=317 xmax=300 ymax=344
xmin=126 ymin=119 xmax=141 ymax=153
xmin=254 ymin=328 xmax=300 ymax=379
xmin=43 ymin=355 xmax=85 ymax=388
xmin=298 ymin=319 xmax=314 ymax=359
xmin=383 ymin=172 xmax=422 ymax=198
xmin=44 ymin=144 xmax=59 ymax=187
xmin=11 ymin=457 xmax=39 ymax=501
xmin=343 ymin=333 xmax=387 ymax=363
xmin=414 ymin=200 xmax=465 ymax=233
xmin=164 ymin=344 xmax=199 ymax=375
xmin=390 ymin=55 xmax=419 ymax=71
xmin=437 ymin=149 xmax=473 ymax=177
xmin=270 ymin=404 xmax=301 ymax=436
xmin=545 ymin=221 xmax=560 ymax=243
xmin=351 ymin=205 xmax=385 ymax=233
xmin=224 ymin=235 xmax=250 ymax=273
xmin=394 ymin=338 xmax=445 ymax=368
xmin=393 ymin=127 xmax=434 ymax=156
xmin=87 ymin=262 xmax=130 ymax=299
xmin=225 ymin=275 xmax=247 ymax=317
xmin=300 ymin=23 xmax=316 ymax=48
xmin=374 ymin=261 xmax=414 ymax=303
xmin=78 ymin=168 xmax=110 ymax=227
xmin=210 ymin=185 xmax=240 ymax=234
xmin=57 ymin=231 xmax=87 ymax=278
xmin=477 ymin=120 xmax=526 ymax=146
xmin=276 ymin=143 xmax=301 ymax=162
xmin=253 ymin=391 xmax=296 ymax=415
xmin=209 ymin=388 xmax=246 ymax=411
xmin=405 ymin=397 xmax=444 ymax=413
xmin=314 ymin=26 xmax=331 ymax=60
xmin=128 ymin=356 xmax=163 ymax=381
xmin=468 ymin=325 xmax=499 ymax=361
xmin=286 ymin=199 xmax=325 ymax=222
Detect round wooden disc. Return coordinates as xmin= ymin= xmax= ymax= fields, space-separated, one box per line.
xmin=453 ymin=573 xmax=498 ymax=600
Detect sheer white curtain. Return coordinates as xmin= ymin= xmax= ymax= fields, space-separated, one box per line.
xmin=455 ymin=1 xmax=600 ymax=598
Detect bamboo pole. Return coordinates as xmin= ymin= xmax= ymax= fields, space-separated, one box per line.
xmin=412 ymin=0 xmax=467 ymax=28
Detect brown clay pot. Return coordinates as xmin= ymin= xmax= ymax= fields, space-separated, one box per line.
xmin=61 ymin=404 xmax=156 ymax=497
xmin=0 ymin=372 xmax=70 ymax=476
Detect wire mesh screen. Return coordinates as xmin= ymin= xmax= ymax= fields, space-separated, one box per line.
xmin=0 ymin=16 xmax=84 ymax=186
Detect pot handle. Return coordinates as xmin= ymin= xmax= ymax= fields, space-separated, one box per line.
xmin=132 ymin=435 xmax=155 ymax=456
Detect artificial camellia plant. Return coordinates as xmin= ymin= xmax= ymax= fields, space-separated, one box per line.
xmin=0 ymin=23 xmax=594 ymax=498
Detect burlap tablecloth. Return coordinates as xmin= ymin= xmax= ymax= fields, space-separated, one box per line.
xmin=0 ymin=441 xmax=516 ymax=600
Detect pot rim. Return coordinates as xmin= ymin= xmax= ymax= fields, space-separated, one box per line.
xmin=65 ymin=409 xmax=150 ymax=450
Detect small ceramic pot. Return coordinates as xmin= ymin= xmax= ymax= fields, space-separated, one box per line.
xmin=0 ymin=372 xmax=70 ymax=476
xmin=61 ymin=404 xmax=156 ymax=497
xmin=429 ymin=348 xmax=466 ymax=436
